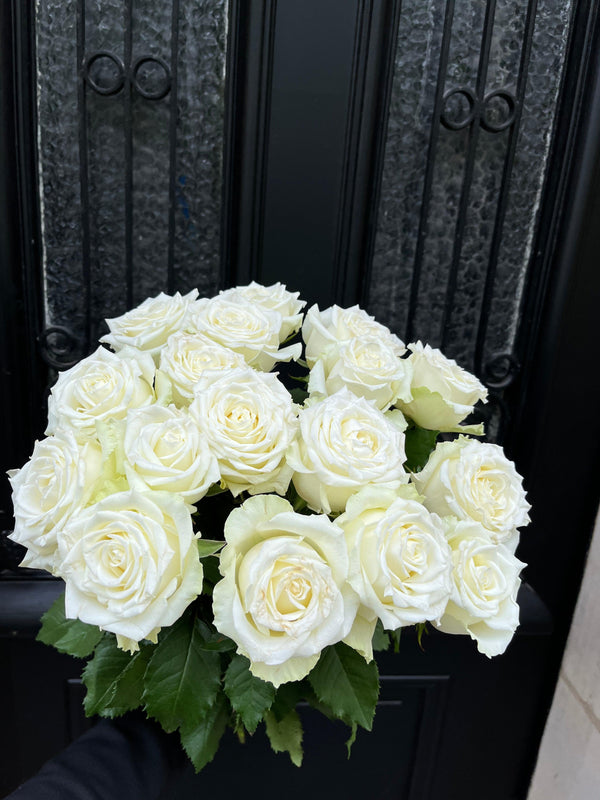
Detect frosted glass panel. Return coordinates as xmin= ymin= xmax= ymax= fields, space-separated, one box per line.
xmin=36 ymin=0 xmax=228 ymax=366
xmin=369 ymin=0 xmax=572 ymax=382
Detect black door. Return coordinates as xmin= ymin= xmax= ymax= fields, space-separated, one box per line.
xmin=2 ymin=2 xmax=600 ymax=798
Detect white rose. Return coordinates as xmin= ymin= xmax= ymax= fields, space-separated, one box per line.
xmin=57 ymin=489 xmax=204 ymax=649
xmin=219 ymin=282 xmax=306 ymax=341
xmin=308 ymin=335 xmax=412 ymax=410
xmin=395 ymin=342 xmax=487 ymax=431
xmin=8 ymin=433 xmax=103 ymax=572
xmin=123 ymin=405 xmax=220 ymax=504
xmin=437 ymin=519 xmax=525 ymax=657
xmin=212 ymin=495 xmax=359 ymax=687
xmin=101 ymin=289 xmax=199 ymax=359
xmin=287 ymin=388 xmax=409 ymax=514
xmin=189 ymin=295 xmax=301 ymax=371
xmin=412 ymin=437 xmax=531 ymax=545
xmin=302 ymin=304 xmax=405 ymax=367
xmin=338 ymin=487 xmax=452 ymax=630
xmin=159 ymin=331 xmax=246 ymax=406
xmin=189 ymin=366 xmax=298 ymax=496
xmin=46 ymin=347 xmax=155 ymax=442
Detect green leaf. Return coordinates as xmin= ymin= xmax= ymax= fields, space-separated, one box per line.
xmin=264 ymin=709 xmax=303 ymax=767
xmin=372 ymin=619 xmax=390 ymax=652
xmin=195 ymin=622 xmax=236 ymax=653
xmin=345 ymin=722 xmax=358 ymax=758
xmin=308 ymin=643 xmax=379 ymax=731
xmin=270 ymin=680 xmax=305 ymax=722
xmin=390 ymin=628 xmax=401 ymax=654
xmin=180 ymin=692 xmax=230 ymax=773
xmin=37 ymin=593 xmax=103 ymax=658
xmin=143 ymin=613 xmax=221 ymax=733
xmin=404 ymin=426 xmax=440 ymax=472
xmin=415 ymin=622 xmax=429 ymax=651
xmin=82 ymin=635 xmax=151 ymax=717
xmin=197 ymin=539 xmax=224 ymax=558
xmin=289 ymin=387 xmax=309 ymax=404
xmin=201 ymin=555 xmax=223 ymax=593
xmin=224 ymin=655 xmax=275 ymax=734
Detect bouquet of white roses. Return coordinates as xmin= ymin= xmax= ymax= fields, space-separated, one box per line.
xmin=8 ymin=283 xmax=531 ymax=770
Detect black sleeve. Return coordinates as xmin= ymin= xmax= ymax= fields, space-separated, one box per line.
xmin=5 ymin=713 xmax=185 ymax=800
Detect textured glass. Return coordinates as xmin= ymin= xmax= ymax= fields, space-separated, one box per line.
xmin=369 ymin=0 xmax=573 ymax=375
xmin=36 ymin=0 xmax=228 ymax=360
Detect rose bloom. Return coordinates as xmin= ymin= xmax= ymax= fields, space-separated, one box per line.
xmin=338 ymin=487 xmax=452 ymax=630
xmin=308 ymin=334 xmax=412 ymax=411
xmin=122 ymin=405 xmax=220 ymax=504
xmin=57 ymin=489 xmax=204 ymax=652
xmin=218 ymin=281 xmax=306 ymax=341
xmin=412 ymin=437 xmax=531 ymax=547
xmin=212 ymin=495 xmax=359 ymax=687
xmin=189 ymin=366 xmax=298 ymax=496
xmin=287 ymin=388 xmax=409 ymax=514
xmin=101 ymin=289 xmax=199 ymax=359
xmin=189 ymin=294 xmax=301 ymax=371
xmin=8 ymin=432 xmax=103 ymax=572
xmin=159 ymin=331 xmax=245 ymax=406
xmin=437 ymin=519 xmax=525 ymax=657
xmin=46 ymin=346 xmax=155 ymax=442
xmin=302 ymin=304 xmax=405 ymax=367
xmin=395 ymin=342 xmax=487 ymax=431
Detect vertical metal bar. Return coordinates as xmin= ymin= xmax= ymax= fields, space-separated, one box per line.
xmin=77 ymin=0 xmax=92 ymax=352
xmin=439 ymin=0 xmax=497 ymax=350
xmin=166 ymin=0 xmax=180 ymax=294
xmin=124 ymin=0 xmax=134 ymax=307
xmin=405 ymin=0 xmax=455 ymax=344
xmin=474 ymin=0 xmax=539 ymax=377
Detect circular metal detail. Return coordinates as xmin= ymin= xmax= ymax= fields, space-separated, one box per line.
xmin=132 ymin=56 xmax=171 ymax=100
xmin=84 ymin=51 xmax=125 ymax=96
xmin=482 ymin=352 xmax=520 ymax=389
xmin=38 ymin=326 xmax=83 ymax=369
xmin=441 ymin=88 xmax=477 ymax=131
xmin=481 ymin=89 xmax=516 ymax=133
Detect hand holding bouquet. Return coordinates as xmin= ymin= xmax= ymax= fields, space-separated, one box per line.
xmin=8 ymin=283 xmax=530 ymax=770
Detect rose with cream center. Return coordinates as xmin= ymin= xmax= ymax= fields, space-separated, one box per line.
xmin=159 ymin=332 xmax=245 ymax=405
xmin=412 ymin=437 xmax=530 ymax=547
xmin=8 ymin=432 xmax=103 ymax=572
xmin=437 ymin=518 xmax=525 ymax=657
xmin=338 ymin=487 xmax=452 ymax=631
xmin=57 ymin=489 xmax=204 ymax=651
xmin=46 ymin=347 xmax=155 ymax=442
xmin=122 ymin=405 xmax=220 ymax=504
xmin=218 ymin=281 xmax=306 ymax=341
xmin=212 ymin=495 xmax=359 ymax=686
xmin=395 ymin=341 xmax=487 ymax=431
xmin=302 ymin=304 xmax=405 ymax=367
xmin=189 ymin=295 xmax=301 ymax=371
xmin=287 ymin=388 xmax=408 ymax=514
xmin=101 ymin=289 xmax=199 ymax=359
xmin=308 ymin=334 xmax=412 ymax=411
xmin=189 ymin=366 xmax=298 ymax=496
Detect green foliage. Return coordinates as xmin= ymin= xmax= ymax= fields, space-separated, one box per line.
xmin=37 ymin=593 xmax=102 ymax=658
xmin=224 ymin=655 xmax=276 ymax=734
xmin=270 ymin=680 xmax=306 ymax=722
xmin=345 ymin=723 xmax=358 ymax=758
xmin=308 ymin=643 xmax=379 ymax=731
xmin=404 ymin=425 xmax=439 ymax=472
xmin=289 ymin=387 xmax=309 ymax=404
xmin=82 ymin=635 xmax=152 ymax=717
xmin=390 ymin=629 xmax=401 ymax=654
xmin=143 ymin=612 xmax=221 ymax=733
xmin=180 ymin=693 xmax=230 ymax=773
xmin=415 ymin=622 xmax=429 ymax=651
xmin=372 ymin=619 xmax=390 ymax=652
xmin=196 ymin=539 xmax=224 ymax=558
xmin=264 ymin=709 xmax=303 ymax=767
